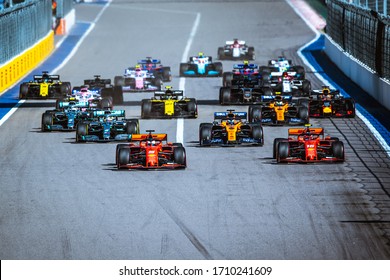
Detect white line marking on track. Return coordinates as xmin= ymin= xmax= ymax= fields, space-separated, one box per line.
xmin=176 ymin=12 xmax=201 ymax=143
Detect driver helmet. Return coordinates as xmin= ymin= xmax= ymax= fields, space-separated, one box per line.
xmin=198 ymin=52 xmax=204 ymax=58
xmin=274 ymin=96 xmax=283 ymax=106
xmin=227 ymin=119 xmax=235 ymax=125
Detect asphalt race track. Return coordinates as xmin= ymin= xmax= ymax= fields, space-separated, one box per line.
xmin=0 ymin=0 xmax=390 ymax=259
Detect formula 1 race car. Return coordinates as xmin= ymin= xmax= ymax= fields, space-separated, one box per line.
xmin=114 ymin=65 xmax=162 ymax=92
xmin=219 ymin=85 xmax=272 ymax=105
xmin=75 ymin=75 xmax=124 ymax=105
xmin=41 ymin=100 xmax=91 ymax=132
xmin=217 ymin=39 xmax=255 ymax=60
xmin=273 ymin=124 xmax=345 ymax=163
xmin=260 ymin=56 xmax=306 ymax=80
xmin=199 ymin=109 xmax=264 ymax=146
xmin=67 ymin=87 xmax=114 ymax=110
xmin=309 ymin=86 xmax=355 ymax=118
xmin=75 ymin=110 xmax=139 ymax=142
xmin=136 ymin=57 xmax=172 ymax=82
xmin=222 ymin=61 xmax=266 ymax=87
xmin=248 ymin=95 xmax=309 ymax=125
xmin=19 ymin=71 xmax=71 ymax=99
xmin=268 ymin=71 xmax=311 ymax=97
xmin=116 ymin=130 xmax=186 ymax=170
xmin=141 ymin=86 xmax=198 ymax=119
xmin=180 ymin=52 xmax=223 ymax=77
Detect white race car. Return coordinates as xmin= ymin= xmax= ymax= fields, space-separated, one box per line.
xmin=217 ymin=39 xmax=255 ymax=60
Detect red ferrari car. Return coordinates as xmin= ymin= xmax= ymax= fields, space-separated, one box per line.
xmin=273 ymin=125 xmax=345 ymax=163
xmin=116 ymin=130 xmax=186 ymax=170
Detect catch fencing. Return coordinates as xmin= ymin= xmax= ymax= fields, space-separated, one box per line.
xmin=326 ymin=0 xmax=390 ymax=80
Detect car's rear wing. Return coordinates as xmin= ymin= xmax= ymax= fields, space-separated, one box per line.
xmin=233 ymin=63 xmax=258 ymax=69
xmin=261 ymin=95 xmax=292 ymax=102
xmin=270 ymin=70 xmax=297 ymax=77
xmin=84 ymin=78 xmax=111 ymax=85
xmin=154 ymin=90 xmax=184 ymax=97
xmin=226 ymin=40 xmax=245 ymax=45
xmin=33 ymin=74 xmax=60 ymax=81
xmin=288 ymin=127 xmax=324 ymax=136
xmin=189 ymin=56 xmax=212 ymax=62
xmin=214 ymin=111 xmax=247 ymax=120
xmin=92 ymin=110 xmax=125 ymax=118
xmin=130 ymin=134 xmax=168 ymax=141
xmin=58 ymin=101 xmax=89 ymax=109
xmin=138 ymin=59 xmax=161 ymax=64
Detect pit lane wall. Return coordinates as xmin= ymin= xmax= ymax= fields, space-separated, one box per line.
xmin=0 ymin=0 xmax=74 ymax=95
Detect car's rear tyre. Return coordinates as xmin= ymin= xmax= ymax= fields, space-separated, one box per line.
xmin=222 ymin=72 xmax=233 ymax=87
xmin=273 ymin=138 xmax=286 ymax=159
xmin=248 ymin=105 xmax=262 ymax=122
xmin=114 ymin=76 xmax=125 ymax=87
xmin=126 ymin=121 xmax=138 ymax=134
xmin=298 ymin=107 xmax=309 ymax=123
xmin=41 ymin=113 xmax=53 ymax=132
xmin=251 ymin=124 xmax=263 ymax=145
xmin=187 ymin=98 xmax=197 ymax=117
xmin=76 ymin=123 xmax=88 ymax=142
xmin=277 ymin=142 xmax=289 ymax=163
xmin=116 ymin=144 xmax=128 ymax=165
xmin=345 ymin=99 xmax=356 ymax=118
xmin=248 ymin=47 xmax=255 ymax=60
xmin=217 ymin=47 xmax=224 ymax=60
xmin=100 ymin=98 xmax=113 ymax=110
xmin=162 ymin=67 xmax=172 ymax=82
xmin=214 ymin=62 xmax=223 ymax=76
xmin=173 ymin=147 xmax=186 ymax=167
xmin=60 ymin=82 xmax=71 ymax=95
xmin=118 ymin=148 xmax=130 ymax=168
xmin=141 ymin=100 xmax=152 ymax=119
xmin=332 ymin=141 xmax=344 ymax=160
xmin=19 ymin=83 xmax=29 ymax=99
xmin=179 ymin=63 xmax=188 ymax=77
xmin=199 ymin=123 xmax=213 ymax=146
xmin=220 ymin=87 xmax=231 ymax=105
xmin=302 ymin=80 xmax=311 ymax=95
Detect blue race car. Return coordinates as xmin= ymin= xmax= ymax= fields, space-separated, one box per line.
xmin=137 ymin=57 xmax=172 ymax=82
xmin=180 ymin=52 xmax=223 ymax=77
xmin=75 ymin=110 xmax=139 ymax=142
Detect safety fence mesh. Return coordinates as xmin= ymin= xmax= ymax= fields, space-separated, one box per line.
xmin=326 ymin=0 xmax=390 ymax=80
xmin=0 ymin=0 xmax=74 ymax=65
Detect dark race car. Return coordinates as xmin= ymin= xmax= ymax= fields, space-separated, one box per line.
xmin=180 ymin=52 xmax=223 ymax=77
xmin=19 ymin=71 xmax=71 ymax=99
xmin=273 ymin=124 xmax=345 ymax=163
xmin=73 ymin=75 xmax=124 ymax=105
xmin=217 ymin=39 xmax=255 ymax=60
xmin=199 ymin=109 xmax=264 ymax=146
xmin=222 ymin=61 xmax=267 ymax=87
xmin=309 ymin=86 xmax=355 ymax=118
xmin=141 ymin=86 xmax=198 ymax=119
xmin=136 ymin=57 xmax=172 ymax=82
xmin=116 ymin=130 xmax=186 ymax=170
xmin=248 ymin=95 xmax=309 ymax=125
xmin=41 ymin=100 xmax=91 ymax=132
xmin=75 ymin=110 xmax=139 ymax=142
